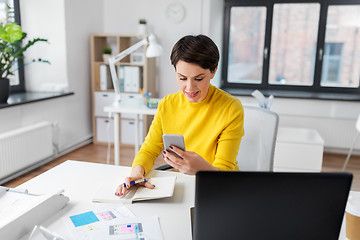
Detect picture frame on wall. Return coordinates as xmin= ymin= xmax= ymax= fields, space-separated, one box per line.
xmin=130 ymin=52 xmax=144 ymax=64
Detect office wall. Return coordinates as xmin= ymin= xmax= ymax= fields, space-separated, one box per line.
xmin=103 ymin=0 xmax=203 ymax=97
xmin=20 ymin=0 xmax=68 ymax=91
xmin=0 ymin=0 xmax=103 ymax=152
xmin=104 ymin=0 xmax=360 ymax=153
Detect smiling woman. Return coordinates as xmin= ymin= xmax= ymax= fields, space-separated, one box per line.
xmin=115 ymin=34 xmax=245 ymax=198
xmin=175 ymin=61 xmax=215 ymax=103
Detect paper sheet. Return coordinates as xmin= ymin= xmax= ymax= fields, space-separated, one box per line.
xmin=66 ymin=206 xmax=164 ymax=240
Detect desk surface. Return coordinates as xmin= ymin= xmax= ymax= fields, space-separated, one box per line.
xmin=104 ymin=98 xmax=158 ymax=115
xmin=18 ymin=160 xmax=195 ymax=240
xmin=16 ymin=160 xmax=357 ymax=240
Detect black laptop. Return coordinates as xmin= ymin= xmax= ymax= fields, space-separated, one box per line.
xmin=193 ymin=171 xmax=352 ymax=240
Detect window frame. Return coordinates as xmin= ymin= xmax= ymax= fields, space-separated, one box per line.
xmin=8 ymin=0 xmax=25 ymax=93
xmin=221 ymin=0 xmax=360 ymax=96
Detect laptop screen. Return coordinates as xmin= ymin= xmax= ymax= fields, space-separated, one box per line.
xmin=193 ymin=171 xmax=352 ymax=240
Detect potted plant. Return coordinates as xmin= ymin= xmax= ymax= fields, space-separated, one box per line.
xmin=0 ymin=22 xmax=48 ymax=103
xmin=138 ymin=18 xmax=147 ymax=35
xmin=102 ymin=46 xmax=112 ymax=62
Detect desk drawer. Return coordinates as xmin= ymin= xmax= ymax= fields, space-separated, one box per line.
xmin=95 ymin=91 xmax=115 ymax=117
xmin=96 ymin=117 xmax=114 ymax=143
xmin=120 ymin=93 xmax=144 ymax=120
xmin=121 ymin=119 xmax=144 ymax=145
xmin=274 ymin=142 xmax=324 ymax=171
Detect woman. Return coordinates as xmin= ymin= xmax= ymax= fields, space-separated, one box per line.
xmin=116 ymin=34 xmax=244 ymax=196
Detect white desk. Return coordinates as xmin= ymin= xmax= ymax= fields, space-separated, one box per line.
xmin=15 ymin=160 xmax=357 ymax=240
xmin=18 ymin=160 xmax=195 ymax=240
xmin=104 ymin=98 xmax=158 ymax=165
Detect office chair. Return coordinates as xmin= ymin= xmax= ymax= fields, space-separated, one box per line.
xmin=342 ymin=114 xmax=360 ymax=171
xmin=236 ymin=106 xmax=279 ymax=171
xmin=156 ymin=105 xmax=279 ymax=172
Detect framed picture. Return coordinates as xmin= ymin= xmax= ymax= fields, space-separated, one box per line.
xmin=130 ymin=52 xmax=144 ymax=64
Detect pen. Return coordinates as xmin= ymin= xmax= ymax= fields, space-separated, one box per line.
xmin=121 ymin=178 xmax=149 ymax=187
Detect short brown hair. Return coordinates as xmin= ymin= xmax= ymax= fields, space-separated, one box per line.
xmin=170 ymin=34 xmax=219 ymax=72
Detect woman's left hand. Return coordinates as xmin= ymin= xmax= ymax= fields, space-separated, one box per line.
xmin=162 ymin=145 xmax=218 ymax=175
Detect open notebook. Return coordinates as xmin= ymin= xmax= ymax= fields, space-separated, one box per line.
xmin=92 ymin=176 xmax=177 ymax=204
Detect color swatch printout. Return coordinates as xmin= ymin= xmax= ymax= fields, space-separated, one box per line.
xmin=109 ymin=223 xmax=142 ymax=234
xmin=70 ymin=211 xmax=99 ymax=227
xmin=96 ymin=211 xmax=117 ymax=221
xmin=66 ymin=207 xmax=163 ymax=240
xmin=109 ymin=223 xmax=145 ymax=240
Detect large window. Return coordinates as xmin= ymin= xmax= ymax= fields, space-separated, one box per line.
xmin=222 ymin=0 xmax=360 ymax=97
xmin=0 ymin=0 xmax=24 ymax=92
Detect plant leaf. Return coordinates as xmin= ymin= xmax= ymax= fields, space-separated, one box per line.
xmin=4 ymin=23 xmax=23 ymax=42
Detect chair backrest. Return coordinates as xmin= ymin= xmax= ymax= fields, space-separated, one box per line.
xmin=356 ymin=114 xmax=360 ymax=132
xmin=236 ymin=105 xmax=279 ymax=171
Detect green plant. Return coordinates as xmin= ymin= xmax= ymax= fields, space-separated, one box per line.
xmin=139 ymin=19 xmax=147 ymax=24
xmin=103 ymin=47 xmax=112 ymax=54
xmin=0 ymin=22 xmax=49 ymax=78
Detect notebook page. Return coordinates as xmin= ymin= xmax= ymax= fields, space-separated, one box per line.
xmin=92 ymin=177 xmax=137 ymax=204
xmin=133 ymin=176 xmax=177 ymax=201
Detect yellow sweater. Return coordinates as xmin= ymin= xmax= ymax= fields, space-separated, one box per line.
xmin=132 ymin=84 xmax=244 ymax=174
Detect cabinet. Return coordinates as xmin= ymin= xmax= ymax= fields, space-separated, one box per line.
xmin=273 ymin=127 xmax=325 ymax=172
xmin=90 ymin=34 xmax=157 ymax=144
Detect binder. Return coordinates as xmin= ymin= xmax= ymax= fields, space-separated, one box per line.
xmin=124 ymin=66 xmax=140 ymax=92
xmin=100 ymin=64 xmax=111 ymax=90
xmin=131 ymin=66 xmax=140 ymax=92
xmin=117 ymin=65 xmax=125 ymax=91
xmin=0 ymin=186 xmax=69 ymax=240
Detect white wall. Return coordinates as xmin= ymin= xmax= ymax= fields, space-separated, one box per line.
xmin=20 ymin=0 xmax=68 ymax=91
xmin=0 ymin=0 xmax=103 ymax=152
xmin=103 ymin=0 xmax=360 ymax=153
xmin=1 ymin=0 xmax=358 ymax=155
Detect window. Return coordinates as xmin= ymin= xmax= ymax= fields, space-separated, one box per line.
xmin=222 ymin=0 xmax=360 ymax=98
xmin=0 ymin=0 xmax=24 ymax=93
xmin=321 ymin=4 xmax=360 ymax=88
xmin=269 ymin=3 xmax=320 ymax=86
xmin=227 ymin=6 xmax=267 ymax=84
xmin=321 ymin=42 xmax=343 ymax=85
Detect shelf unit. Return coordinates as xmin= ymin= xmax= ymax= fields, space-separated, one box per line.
xmin=90 ymin=33 xmax=157 ymax=144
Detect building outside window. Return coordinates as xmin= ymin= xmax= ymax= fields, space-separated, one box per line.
xmin=222 ymin=0 xmax=360 ymax=98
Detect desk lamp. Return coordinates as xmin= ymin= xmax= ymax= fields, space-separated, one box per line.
xmin=108 ymin=34 xmax=162 ymax=106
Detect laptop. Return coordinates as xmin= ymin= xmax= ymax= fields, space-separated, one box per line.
xmin=193 ymin=171 xmax=352 ymax=240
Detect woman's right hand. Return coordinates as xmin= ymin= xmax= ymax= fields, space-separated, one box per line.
xmin=114 ymin=165 xmax=155 ymax=197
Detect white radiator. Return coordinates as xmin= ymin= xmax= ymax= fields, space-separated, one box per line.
xmin=0 ymin=121 xmax=54 ymax=180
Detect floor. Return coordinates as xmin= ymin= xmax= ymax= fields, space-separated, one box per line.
xmin=3 ymin=143 xmax=360 ymax=191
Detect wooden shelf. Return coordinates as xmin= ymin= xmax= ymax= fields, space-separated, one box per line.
xmin=90 ymin=34 xmax=157 ymax=144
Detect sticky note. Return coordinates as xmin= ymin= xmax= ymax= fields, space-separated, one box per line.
xmin=70 ymin=211 xmax=99 ymax=227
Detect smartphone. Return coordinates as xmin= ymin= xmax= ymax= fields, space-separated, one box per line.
xmin=162 ymin=134 xmax=185 ymax=159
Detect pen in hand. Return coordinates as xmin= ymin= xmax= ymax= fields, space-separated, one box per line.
xmin=115 ymin=178 xmax=155 ymax=197
xmin=121 ymin=178 xmax=149 ymax=188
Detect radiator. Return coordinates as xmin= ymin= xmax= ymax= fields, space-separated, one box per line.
xmin=0 ymin=121 xmax=54 ymax=180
